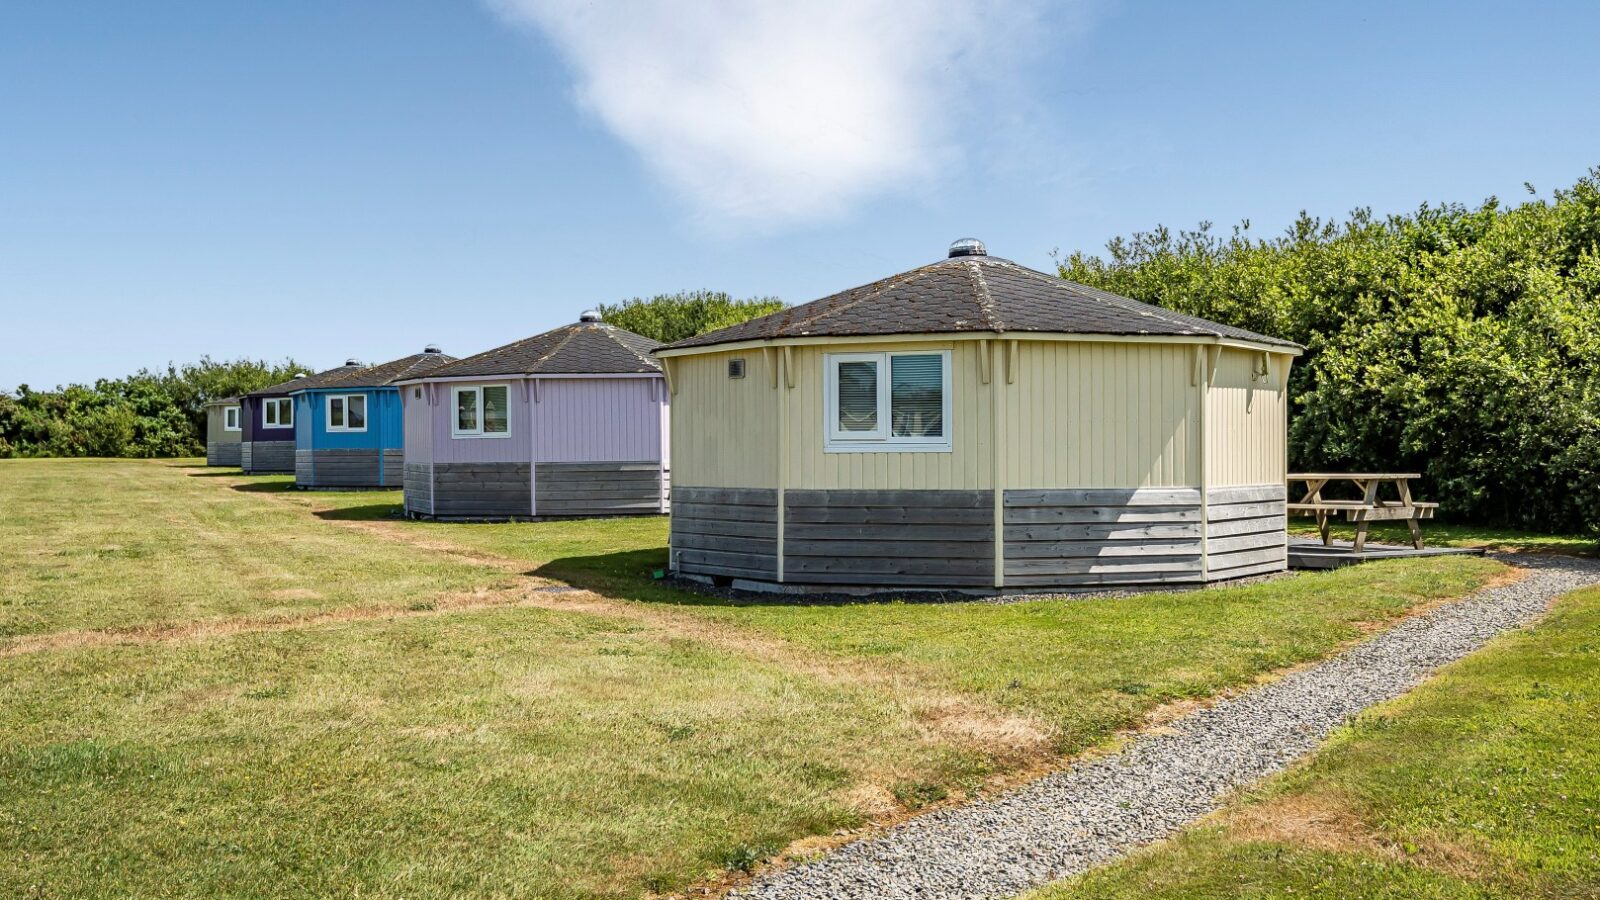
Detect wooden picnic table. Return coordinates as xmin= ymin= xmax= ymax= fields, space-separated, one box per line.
xmin=1286 ymin=473 xmax=1439 ymax=552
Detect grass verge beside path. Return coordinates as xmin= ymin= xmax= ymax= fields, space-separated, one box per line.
xmin=0 ymin=459 xmax=502 ymax=640
xmin=1034 ymin=584 xmax=1600 ymax=899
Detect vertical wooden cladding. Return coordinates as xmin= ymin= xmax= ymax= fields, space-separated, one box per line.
xmin=787 ymin=341 xmax=989 ymax=490
xmin=670 ymin=351 xmax=779 ymax=489
xmin=533 ymin=379 xmax=664 ymax=463
xmin=1207 ymin=348 xmax=1288 ymax=487
xmin=401 ymin=387 xmax=432 ymax=466
xmin=670 ymin=486 xmax=779 ymax=579
xmin=783 ymin=489 xmax=995 ymax=586
xmin=1003 ymin=341 xmax=1198 ymax=489
xmin=1003 ymin=488 xmax=1205 ymax=586
xmin=1205 ymin=484 xmax=1288 ymax=579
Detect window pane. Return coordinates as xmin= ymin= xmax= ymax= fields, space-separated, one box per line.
xmin=457 ymin=390 xmax=479 ymax=431
xmin=836 ymin=360 xmax=879 ymax=433
xmin=891 ymin=354 xmax=944 ymax=438
xmin=483 ymin=386 xmax=509 ymax=434
xmin=280 ymin=399 xmax=293 ymax=427
xmin=329 ymin=397 xmax=344 ymax=428
xmin=347 ymin=395 xmax=366 ymax=429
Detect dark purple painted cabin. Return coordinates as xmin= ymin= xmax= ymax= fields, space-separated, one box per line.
xmin=239 ymin=363 xmax=363 ymax=473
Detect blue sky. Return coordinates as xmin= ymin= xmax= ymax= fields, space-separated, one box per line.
xmin=4 ymin=0 xmax=1598 ymax=388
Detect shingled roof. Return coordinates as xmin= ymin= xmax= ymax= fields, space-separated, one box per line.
xmin=305 ymin=350 xmax=459 ymax=390
xmin=413 ymin=319 xmax=663 ymax=380
xmin=661 ymin=244 xmax=1300 ymax=352
xmin=246 ymin=363 xmax=367 ymax=398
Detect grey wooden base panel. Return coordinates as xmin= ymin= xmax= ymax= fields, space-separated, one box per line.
xmin=419 ymin=462 xmax=531 ymax=519
xmin=296 ymin=449 xmax=393 ymax=489
xmin=784 ymin=489 xmax=995 ymax=586
xmin=1005 ymin=487 xmax=1205 ymax=586
xmin=206 ymin=441 xmax=241 ymax=467
xmin=240 ymin=440 xmax=294 ymax=474
xmin=1205 ymin=485 xmax=1288 ymax=581
xmin=670 ymin=486 xmax=778 ymax=580
xmin=402 ymin=463 xmax=433 ymax=516
xmin=534 ymin=461 xmax=664 ymax=516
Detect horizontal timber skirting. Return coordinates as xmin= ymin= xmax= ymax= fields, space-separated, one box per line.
xmin=240 ymin=440 xmax=294 ymax=474
xmin=1205 ymin=484 xmax=1288 ymax=580
xmin=206 ymin=441 xmax=241 ymax=467
xmin=670 ymin=484 xmax=1291 ymax=592
xmin=670 ymin=486 xmax=778 ymax=580
xmin=402 ymin=463 xmax=432 ymax=516
xmin=296 ymin=449 xmax=389 ymax=489
xmin=534 ymin=461 xmax=665 ymax=517
xmin=417 ymin=461 xmax=530 ymax=519
xmin=784 ymin=489 xmax=995 ymax=587
xmin=1004 ymin=487 xmax=1205 ymax=586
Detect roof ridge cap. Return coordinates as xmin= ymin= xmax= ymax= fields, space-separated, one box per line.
xmin=604 ymin=324 xmax=661 ymax=370
xmin=527 ymin=323 xmax=583 ymax=374
xmin=964 ymin=260 xmax=1005 ymax=331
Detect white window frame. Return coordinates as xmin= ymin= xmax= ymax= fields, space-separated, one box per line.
xmin=262 ymin=397 xmax=293 ymax=429
xmin=325 ymin=393 xmax=368 ymax=433
xmin=451 ymin=384 xmax=512 ymax=439
xmin=222 ymin=405 xmax=240 ymax=432
xmin=823 ymin=349 xmax=952 ymax=453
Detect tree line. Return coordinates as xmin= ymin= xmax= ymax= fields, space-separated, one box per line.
xmin=0 ymin=359 xmax=304 ymax=459
xmin=0 ymin=290 xmax=780 ymax=461
xmin=1059 ymin=169 xmax=1600 ymax=534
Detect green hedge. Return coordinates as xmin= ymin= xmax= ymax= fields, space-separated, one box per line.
xmin=1059 ymin=169 xmax=1600 ymax=534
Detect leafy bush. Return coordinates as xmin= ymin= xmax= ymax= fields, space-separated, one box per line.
xmin=597 ymin=289 xmax=784 ymax=343
xmin=0 ymin=357 xmax=305 ymax=459
xmin=1058 ymin=169 xmax=1600 ymax=534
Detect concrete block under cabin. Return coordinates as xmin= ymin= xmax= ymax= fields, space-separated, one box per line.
xmin=203 ymin=396 xmax=242 ymax=466
xmin=396 ymin=312 xmax=670 ymax=520
xmin=656 ymin=238 xmax=1306 ymax=594
xmin=289 ymin=348 xmax=456 ymax=489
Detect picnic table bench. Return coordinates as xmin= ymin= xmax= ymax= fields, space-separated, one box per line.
xmin=1287 ymin=473 xmax=1439 ymax=552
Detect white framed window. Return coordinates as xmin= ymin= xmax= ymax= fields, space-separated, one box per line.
xmin=262 ymin=397 xmax=293 ymax=429
xmin=452 ymin=384 xmax=511 ymax=438
xmin=222 ymin=406 xmax=240 ymax=432
xmin=824 ymin=350 xmax=952 ymax=453
xmin=325 ymin=393 xmax=368 ymax=432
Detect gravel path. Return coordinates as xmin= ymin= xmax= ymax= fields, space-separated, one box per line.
xmin=737 ymin=554 xmax=1600 ymax=900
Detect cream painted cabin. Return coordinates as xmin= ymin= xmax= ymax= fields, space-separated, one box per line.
xmin=656 ymin=240 xmax=1303 ymax=591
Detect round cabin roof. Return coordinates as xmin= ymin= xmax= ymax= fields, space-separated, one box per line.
xmin=410 ymin=316 xmax=663 ymax=381
xmin=660 ymin=240 xmax=1300 ymax=354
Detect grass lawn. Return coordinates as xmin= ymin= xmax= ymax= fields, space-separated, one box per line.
xmin=1289 ymin=518 xmax=1596 ymax=555
xmin=1033 ymin=584 xmax=1600 ymax=899
xmin=267 ymin=467 xmax=1509 ymax=752
xmin=0 ymin=459 xmax=1554 ymax=896
xmin=0 ymin=458 xmax=503 ymax=640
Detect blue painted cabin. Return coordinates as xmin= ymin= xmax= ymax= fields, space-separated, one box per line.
xmin=289 ymin=347 xmax=456 ymax=488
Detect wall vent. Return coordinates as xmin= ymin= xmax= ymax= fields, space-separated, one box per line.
xmin=727 ymin=358 xmax=746 ymax=379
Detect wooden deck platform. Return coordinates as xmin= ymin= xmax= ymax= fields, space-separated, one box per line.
xmin=1288 ymin=537 xmax=1485 ymax=570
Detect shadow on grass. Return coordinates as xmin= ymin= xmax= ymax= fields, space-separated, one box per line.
xmin=229 ymin=480 xmax=294 ymax=494
xmin=531 ymin=548 xmax=979 ymax=608
xmin=314 ymin=504 xmax=403 ymax=522
xmin=186 ymin=470 xmax=246 ymax=478
xmin=531 ymin=549 xmax=748 ymax=607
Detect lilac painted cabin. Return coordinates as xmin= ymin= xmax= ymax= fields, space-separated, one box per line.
xmin=396 ymin=313 xmax=670 ymax=519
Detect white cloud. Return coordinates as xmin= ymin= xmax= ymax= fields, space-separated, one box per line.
xmin=488 ymin=0 xmax=1048 ymax=227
